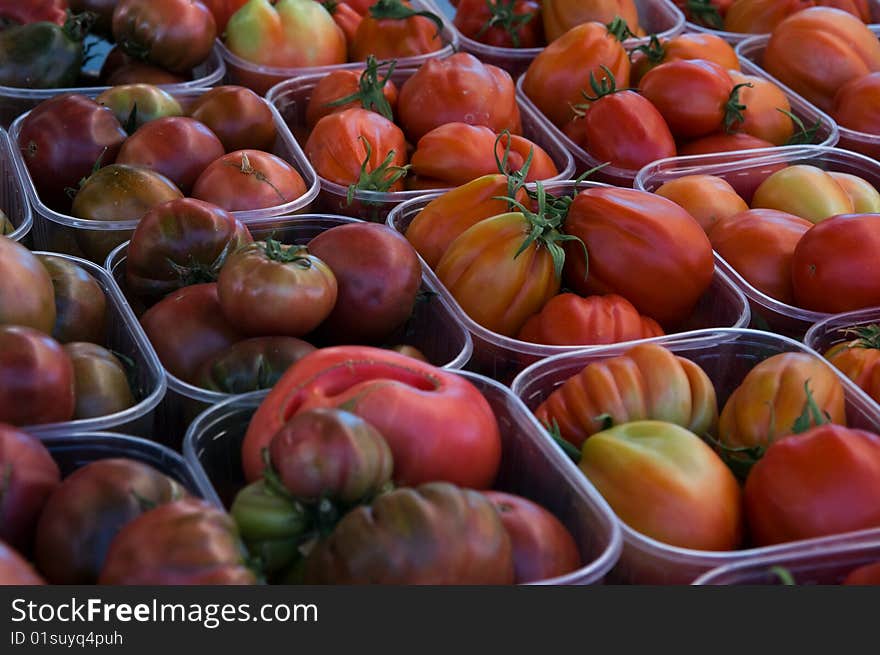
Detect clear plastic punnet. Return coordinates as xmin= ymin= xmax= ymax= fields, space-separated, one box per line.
xmin=515 ymin=54 xmax=839 ymax=186
xmin=9 ymin=88 xmax=319 ymax=264
xmin=21 ymin=253 xmax=166 ymax=440
xmin=636 ymin=145 xmax=880 ymax=340
xmin=106 ymin=214 xmax=473 ymax=450
xmin=218 ymin=0 xmax=460 ymax=96
xmin=511 ymin=327 xmax=880 ymax=584
xmin=429 ymin=0 xmax=686 ymax=79
xmin=0 ymin=127 xmax=31 ymax=243
xmin=736 ymin=29 xmax=880 ymax=161
xmin=0 ymin=44 xmax=225 ymax=128
xmin=386 ymin=180 xmax=751 ymax=383
xmin=183 ymin=372 xmax=624 ymax=585
xmin=265 ymin=64 xmax=575 ymax=222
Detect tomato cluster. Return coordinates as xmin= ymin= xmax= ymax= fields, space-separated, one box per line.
xmin=679 ymin=0 xmax=872 ymax=32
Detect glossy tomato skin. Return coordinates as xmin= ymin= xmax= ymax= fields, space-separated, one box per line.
xmin=723 ymin=0 xmax=815 ymax=33
xmin=0 ymin=326 xmax=74 ymax=426
xmin=727 ymin=70 xmax=794 ymax=145
xmin=483 ymin=491 xmax=581 ymax=583
xmin=99 ymin=498 xmax=257 ymax=585
xmin=194 ymin=336 xmax=316 ymax=393
xmin=0 ymin=424 xmax=60 ymax=552
xmin=829 ymin=172 xmax=880 ymax=212
xmin=580 ymin=420 xmax=743 ymax=550
xmin=304 ymin=482 xmax=515 ymax=584
xmin=35 ymin=458 xmax=188 ymax=584
xmin=95 ymin=84 xmax=184 ymax=131
xmin=328 ymin=1 xmax=362 ymax=42
xmin=792 ymin=214 xmax=880 ymax=313
xmin=201 ymin=0 xmax=249 ymax=32
xmin=0 ymin=541 xmax=45 ymax=585
xmin=453 ymin=0 xmax=543 ymax=48
xmin=99 ymin=46 xmax=191 ymax=85
xmin=744 ymin=425 xmax=880 ymax=546
xmin=217 ymin=241 xmax=338 ymax=338
xmin=534 ymin=343 xmax=718 ymax=448
xmin=654 ymin=174 xmax=748 ymax=234
xmin=64 ymin=343 xmax=135 ymax=420
xmin=189 ymin=85 xmax=278 ymax=153
xmin=397 ymin=53 xmax=521 ymax=143
xmin=831 ymin=72 xmax=880 ymax=134
xmin=111 ymin=0 xmax=217 ymax=73
xmin=308 ymin=222 xmax=422 ymax=344
xmin=18 ymin=94 xmax=127 ymax=211
xmin=140 ymin=283 xmax=244 ymax=382
xmin=632 ymin=33 xmax=740 ymax=84
xmin=825 ymin=337 xmax=880 ymax=404
xmin=349 ymin=0 xmax=444 ymax=60
xmin=192 ymin=150 xmax=308 ymax=212
xmin=752 ymin=165 xmax=854 ymax=224
xmin=562 ymin=187 xmax=714 ymax=326
xmin=542 ymin=0 xmax=639 ymax=42
xmin=843 ymin=561 xmax=880 ymax=585
xmin=817 ymin=0 xmax=872 ymax=21
xmin=38 ymin=255 xmax=107 ymax=345
xmin=241 ymin=346 xmax=502 ymax=488
xmin=517 ymin=293 xmax=664 ymax=346
xmin=708 ymin=209 xmax=812 ymax=305
xmin=0 ymin=237 xmax=56 ymax=334
xmin=305 ymin=67 xmax=399 ymax=131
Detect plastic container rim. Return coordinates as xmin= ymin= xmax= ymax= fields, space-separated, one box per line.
xmin=0 ymin=126 xmax=32 ymax=242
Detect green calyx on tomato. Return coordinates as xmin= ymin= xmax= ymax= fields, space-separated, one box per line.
xmin=224 ymin=152 xmax=288 ymax=204
xmin=326 ymin=56 xmax=397 ymax=122
xmin=258 ymin=238 xmax=313 ymax=268
xmin=494 ymin=129 xmax=533 ymax=197
xmin=687 ymin=0 xmax=723 ymax=29
xmin=367 ymin=0 xmax=443 ymax=37
xmin=631 ymin=34 xmax=666 ymax=65
xmin=722 ymin=82 xmax=753 ymax=134
xmin=475 ymin=0 xmax=536 ymax=49
xmin=779 ymin=109 xmax=821 ymax=146
xmin=605 ymin=15 xmax=636 ymax=42
xmin=346 ymin=136 xmax=411 ymax=204
xmin=841 ymin=324 xmax=880 ymax=350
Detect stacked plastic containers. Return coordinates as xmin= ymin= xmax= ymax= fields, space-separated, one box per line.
xmin=387 ymin=180 xmax=751 ymax=384
xmin=265 ymin=64 xmax=575 ymax=222
xmin=736 ymin=28 xmax=880 ymax=160
xmin=183 ymin=373 xmax=624 ymax=584
xmin=218 ymin=0 xmax=460 ymax=95
xmin=9 ymin=89 xmax=319 ymax=264
xmin=430 ymin=0 xmax=686 ymax=78
xmin=635 ymin=145 xmax=880 ymax=340
xmin=0 ymin=127 xmax=31 ymax=243
xmin=106 ymin=215 xmax=473 ymax=449
xmin=511 ymin=327 xmax=880 ymax=584
xmin=23 ymin=253 xmax=166 ymax=440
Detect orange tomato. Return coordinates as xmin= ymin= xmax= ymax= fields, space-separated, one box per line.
xmin=828 ymin=172 xmax=880 ymax=212
xmin=727 ymin=70 xmax=794 ymax=146
xmin=542 ymin=0 xmax=640 ymax=42
xmin=349 ymin=0 xmax=444 ymax=60
xmin=831 ymin=72 xmax=880 ymax=135
xmin=825 ymin=326 xmax=880 ymax=404
xmin=631 ymin=33 xmax=739 ymax=84
xmin=304 ymin=61 xmax=399 ymax=131
xmin=723 ymin=0 xmax=815 ymax=33
xmin=654 ymin=174 xmax=748 ymax=234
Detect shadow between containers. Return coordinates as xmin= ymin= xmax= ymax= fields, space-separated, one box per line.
xmin=0 ymin=127 xmax=32 ymax=243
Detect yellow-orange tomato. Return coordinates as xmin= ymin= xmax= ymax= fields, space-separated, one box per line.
xmin=828 ymin=172 xmax=880 ymax=212
xmin=654 ymin=174 xmax=748 ymax=233
xmin=718 ymin=352 xmax=847 ymax=453
xmin=631 ymin=32 xmax=740 ymax=84
xmin=825 ymin=326 xmax=880 ymax=403
xmin=727 ymin=70 xmax=794 ymax=146
xmin=724 ymin=0 xmax=815 ymax=33
xmin=534 ymin=343 xmax=719 ymax=448
xmin=751 ymin=165 xmax=854 ymax=223
xmin=542 ymin=0 xmax=640 ymax=42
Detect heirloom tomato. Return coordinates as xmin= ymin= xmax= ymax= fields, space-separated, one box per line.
xmin=349 ymin=0 xmax=444 ymax=60
xmin=678 ymin=132 xmax=775 ymax=157
xmin=0 ymin=541 xmax=45 ymax=585
xmin=542 ymin=0 xmax=639 ymax=42
xmin=63 ymin=343 xmax=135 ymax=420
xmin=0 ymin=0 xmax=68 ymax=26
xmin=816 ymin=0 xmax=871 ymax=21
xmin=823 ymin=325 xmax=880 ymax=404
xmin=242 ymin=346 xmax=502 ymax=488
xmin=708 ymin=209 xmax=812 ymax=305
xmin=99 ymin=47 xmax=190 ymax=86
xmin=201 ymin=0 xmax=250 ymax=32
xmin=326 ymin=2 xmax=362 ymax=43
xmin=452 ymin=0 xmax=543 ymax=49
xmin=305 ymin=57 xmax=398 ymax=131
xmin=38 ymin=255 xmax=107 ymax=345
xmin=678 ymin=0 xmax=735 ymax=28
xmin=195 ymin=336 xmax=316 ymax=393
xmin=188 ymin=85 xmax=277 ymax=153
xmin=751 ymin=165 xmax=853 ymax=223
xmin=723 ymin=0 xmax=815 ymax=33
xmin=844 ymin=561 xmax=880 ymax=585
xmin=0 ymin=237 xmax=56 ymax=334
xmin=0 ymin=12 xmax=87 ymax=89
xmin=397 ymin=53 xmax=521 ymax=143
xmin=831 ymin=72 xmax=880 ymax=134
xmin=654 ymin=174 xmax=748 ymax=234
xmin=828 ymin=172 xmax=880 ymax=213
xmin=95 ymin=84 xmax=184 ymax=132
xmin=631 ymin=33 xmax=739 ymax=84
xmin=726 ymin=70 xmax=794 ymax=146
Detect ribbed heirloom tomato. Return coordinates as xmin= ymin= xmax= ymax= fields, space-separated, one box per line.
xmin=723 ymin=0 xmax=815 ymax=33
xmin=452 ymin=0 xmax=543 ymax=48
xmin=305 ymin=58 xmax=399 ymax=131
xmin=542 ymin=0 xmax=640 ymax=42
xmin=832 ymin=73 xmax=880 ymax=134
xmin=824 ymin=326 xmax=880 ymax=404
xmin=349 ymin=0 xmax=444 ymax=60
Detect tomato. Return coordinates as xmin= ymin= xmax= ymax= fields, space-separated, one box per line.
xmin=0 ymin=237 xmax=56 ymax=334
xmin=723 ymin=0 xmax=815 ymax=33
xmin=0 ymin=326 xmax=74 ymax=426
xmin=744 ymin=425 xmax=880 ymax=546
xmin=0 ymin=541 xmax=45 ymax=585
xmin=653 ymin=175 xmax=748 ymax=234
xmin=192 ymin=150 xmax=308 ymax=212
xmin=194 ymin=336 xmax=316 ymax=393
xmin=452 ymin=0 xmax=543 ymax=49
xmin=34 ymin=458 xmax=187 ymax=584
xmin=95 ymin=84 xmax=184 ymax=132
xmin=763 ymin=7 xmax=880 ymax=112
xmin=0 ymin=13 xmax=87 ymax=89
xmin=140 ymin=283 xmax=244 ymax=382
xmin=678 ymin=131 xmax=775 ymax=157
xmin=562 ymin=187 xmax=715 ymax=326
xmin=828 ymin=172 xmax=880 ymax=212
xmin=397 ymin=53 xmax=522 ymax=143
xmin=523 ymin=21 xmax=631 ymax=128
xmin=217 ymin=240 xmax=338 ymax=338
xmin=38 ymin=255 xmax=107 ymax=345
xmin=727 ymin=70 xmax=794 ymax=146
xmin=304 ymin=108 xmax=408 ymax=191
xmin=410 ymin=123 xmax=558 ymax=187
xmin=579 ymin=421 xmax=743 ymax=550
xmin=304 ymin=482 xmax=515 ymax=584
xmin=817 ymin=0 xmax=872 ymax=21
xmin=824 ymin=326 xmax=880 ymax=404
xmin=832 ymin=72 xmax=880 ymax=135
xmin=18 ymin=94 xmax=127 ymax=212
xmin=844 ymin=561 xmax=880 ymax=584
xmin=718 ymin=352 xmax=846 ymax=461
xmin=0 ymin=424 xmax=60 ymax=552
xmin=64 ymin=343 xmax=135 ymax=420
xmin=792 ymin=213 xmax=880 ymax=313
xmin=542 ymin=0 xmax=640 ymax=42
xmin=126 ymin=197 xmax=254 ymax=300
xmin=517 ymin=293 xmax=664 ymax=346
xmin=751 ymin=165 xmax=854 ymax=223
xmin=269 ymin=408 xmax=393 ymax=504
xmin=112 ymin=0 xmax=217 ymax=73
xmin=201 ymin=0 xmax=249 ymax=32
xmin=99 ymin=47 xmax=191 ymax=86
xmin=305 ymin=57 xmax=399 ymax=131
xmin=0 ymin=0 xmax=68 ymax=25
xmin=708 ymin=209 xmax=812 ymax=305
xmin=242 ymin=346 xmax=502 ymax=487
xmin=225 ymin=0 xmax=346 ymax=68
xmin=188 ymin=86 xmax=277 ymax=153
xmin=405 ymin=174 xmax=529 ymax=269
xmin=631 ymin=33 xmax=739 ymax=84
xmin=326 ymin=1 xmax=362 ymax=43
xmin=99 ymin=498 xmax=257 ymax=584
xmin=349 ymin=0 xmax=444 ymax=60
xmin=308 ymin=222 xmax=421 ymax=344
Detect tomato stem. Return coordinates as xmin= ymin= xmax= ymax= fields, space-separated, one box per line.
xmin=225 ymin=153 xmax=287 ymax=203
xmin=260 ymin=238 xmax=313 ymax=267
xmin=368 ymin=0 xmax=444 ymax=38
xmin=780 ymin=108 xmax=820 ymax=146
xmin=474 ymin=0 xmax=536 ymax=48
xmin=325 ymin=56 xmax=397 ymax=122
xmin=543 ymin=419 xmax=582 ymax=464
xmin=790 ymin=380 xmax=830 ymax=434
xmin=346 ymin=136 xmax=411 ymax=204
xmin=630 ymin=34 xmax=666 ymax=65
xmin=770 ymin=566 xmax=797 ymax=586
xmin=686 ymin=0 xmax=724 ymax=29
xmin=842 ymin=324 xmax=880 ymax=350
xmin=605 ymin=16 xmax=635 ymax=42
xmin=62 ymin=10 xmax=96 ymax=42
xmin=723 ymin=82 xmax=752 ymax=134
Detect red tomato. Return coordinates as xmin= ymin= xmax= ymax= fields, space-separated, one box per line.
xmin=843 ymin=561 xmax=880 ymax=585
xmin=349 ymin=0 xmax=444 ymax=60
xmin=631 ymin=33 xmax=740 ymax=84
xmin=0 ymin=0 xmax=68 ymax=25
xmin=542 ymin=0 xmax=640 ymax=42
xmin=817 ymin=0 xmax=872 ymax=21
xmin=723 ymin=0 xmax=815 ymax=33
xmin=327 ymin=1 xmax=362 ymax=42
xmin=188 ymin=86 xmax=277 ymax=153
xmin=38 ymin=255 xmax=107 ymax=345
xmin=0 ymin=237 xmax=56 ymax=334
xmin=99 ymin=47 xmax=191 ymax=86
xmin=64 ymin=343 xmax=135 ymax=419
xmin=201 ymin=0 xmax=249 ymax=32
xmin=397 ymin=52 xmax=522 ymax=143
xmin=304 ymin=58 xmax=399 ymax=130
xmin=678 ymin=132 xmax=775 ymax=157
xmin=452 ymin=0 xmax=543 ymax=49
xmin=832 ymin=72 xmax=880 ymax=134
